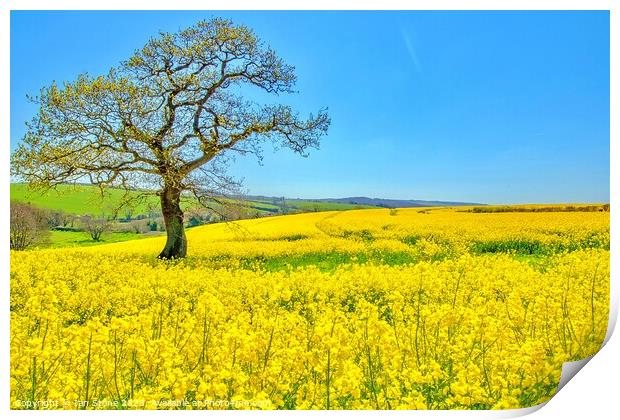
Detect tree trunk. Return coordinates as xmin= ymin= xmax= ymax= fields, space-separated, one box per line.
xmin=158 ymin=186 xmax=187 ymax=259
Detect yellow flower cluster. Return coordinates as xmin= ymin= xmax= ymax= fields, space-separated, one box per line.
xmin=10 ymin=207 xmax=609 ymax=409
xmin=88 ymin=207 xmax=610 ymax=260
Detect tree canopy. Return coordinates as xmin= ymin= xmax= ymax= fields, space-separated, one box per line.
xmin=11 ymin=18 xmax=331 ymax=258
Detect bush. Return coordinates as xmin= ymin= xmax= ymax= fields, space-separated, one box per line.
xmin=80 ymin=216 xmax=110 ymax=241
xmin=187 ymin=215 xmax=203 ymax=227
xmin=128 ymin=220 xmax=149 ymax=234
xmin=52 ymin=226 xmax=81 ymax=232
xmin=113 ymin=220 xmax=149 ymax=234
xmin=47 ymin=210 xmax=74 ymax=228
xmin=10 ymin=202 xmax=50 ymax=250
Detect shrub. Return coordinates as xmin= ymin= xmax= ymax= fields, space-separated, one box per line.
xmin=10 ymin=202 xmax=50 ymax=250
xmin=148 ymin=220 xmax=159 ymax=231
xmin=128 ymin=220 xmax=149 ymax=234
xmin=47 ymin=210 xmax=73 ymax=228
xmin=80 ymin=216 xmax=110 ymax=241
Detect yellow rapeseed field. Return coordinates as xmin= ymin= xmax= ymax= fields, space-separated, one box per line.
xmin=10 ymin=207 xmax=610 ymax=409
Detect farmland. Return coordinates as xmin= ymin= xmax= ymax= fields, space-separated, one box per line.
xmin=11 ymin=183 xmax=480 ymax=249
xmin=10 ymin=183 xmax=382 ymax=220
xmin=9 ymin=184 xmax=384 ymax=249
xmin=47 ymin=230 xmax=163 ymax=249
xmin=10 ymin=183 xmax=162 ymax=217
xmin=9 ymin=206 xmax=609 ymax=409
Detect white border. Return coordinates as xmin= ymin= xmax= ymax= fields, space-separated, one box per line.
xmin=1 ymin=1 xmax=616 ymax=419
xmin=0 ymin=1 xmax=617 ymax=11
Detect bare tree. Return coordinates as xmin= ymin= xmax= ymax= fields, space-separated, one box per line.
xmin=80 ymin=216 xmax=110 ymax=242
xmin=10 ymin=202 xmax=50 ymax=250
xmin=128 ymin=220 xmax=149 ymax=234
xmin=11 ymin=18 xmax=330 ymax=258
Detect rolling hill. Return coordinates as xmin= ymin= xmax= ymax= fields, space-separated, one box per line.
xmin=10 ymin=183 xmax=484 ymax=218
xmin=301 ymin=196 xmax=484 ymax=208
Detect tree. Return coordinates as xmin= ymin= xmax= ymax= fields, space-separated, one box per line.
xmin=127 ymin=220 xmax=149 ymax=234
xmin=10 ymin=202 xmax=50 ymax=250
xmin=47 ymin=209 xmax=73 ymax=228
xmin=11 ymin=18 xmax=330 ymax=259
xmin=80 ymin=216 xmax=110 ymax=242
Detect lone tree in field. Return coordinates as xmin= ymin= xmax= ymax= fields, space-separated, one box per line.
xmin=11 ymin=18 xmax=330 ymax=258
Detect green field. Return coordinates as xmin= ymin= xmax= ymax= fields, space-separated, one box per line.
xmin=11 ymin=183 xmax=389 ymax=249
xmin=10 ymin=183 xmax=161 ymax=216
xmin=10 ymin=183 xmax=278 ymax=217
xmin=11 ymin=183 xmax=381 ymax=217
xmin=283 ymin=199 xmax=375 ymax=211
xmin=46 ymin=230 xmax=162 ymax=248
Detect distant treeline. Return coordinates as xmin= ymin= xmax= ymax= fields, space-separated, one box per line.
xmin=465 ymin=204 xmax=610 ymax=213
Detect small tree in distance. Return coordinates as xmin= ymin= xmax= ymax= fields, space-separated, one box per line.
xmin=80 ymin=216 xmax=110 ymax=242
xmin=11 ymin=18 xmax=330 ymax=258
xmin=47 ymin=209 xmax=73 ymax=228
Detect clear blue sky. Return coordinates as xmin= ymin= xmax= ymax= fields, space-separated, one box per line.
xmin=10 ymin=11 xmax=610 ymax=204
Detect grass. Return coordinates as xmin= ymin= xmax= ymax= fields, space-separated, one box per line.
xmin=187 ymin=251 xmax=426 ymax=273
xmin=10 ymin=183 xmax=377 ymax=218
xmin=284 ymin=200 xmax=376 ymax=212
xmin=245 ymin=200 xmax=283 ymax=211
xmin=46 ymin=230 xmax=161 ymax=248
xmin=186 ymin=248 xmax=566 ymax=273
xmin=10 ymin=183 xmax=161 ymax=216
xmin=470 ymin=236 xmax=609 ymax=256
xmin=11 ymin=183 xmax=284 ymax=217
xmin=470 ymin=239 xmax=545 ymax=255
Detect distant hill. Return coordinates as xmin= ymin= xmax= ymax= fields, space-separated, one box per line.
xmin=247 ymin=195 xmax=484 ymax=209
xmin=313 ymin=197 xmax=484 ymax=208
xmin=10 ymin=183 xmax=484 ymax=218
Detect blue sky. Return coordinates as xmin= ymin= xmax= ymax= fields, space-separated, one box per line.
xmin=10 ymin=11 xmax=609 ymax=204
